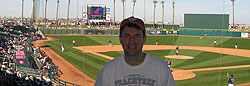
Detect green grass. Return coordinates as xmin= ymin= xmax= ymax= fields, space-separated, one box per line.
xmin=43 ymin=40 xmax=109 ymax=79
xmin=50 ymin=35 xmax=250 ymax=49
xmin=50 ymin=36 xmax=120 ymax=46
xmin=176 ymin=68 xmax=250 ymax=86
xmin=43 ymin=35 xmax=250 ymax=85
xmin=99 ymin=50 xmax=250 ymax=70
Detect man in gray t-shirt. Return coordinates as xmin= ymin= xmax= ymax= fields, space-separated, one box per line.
xmin=95 ymin=16 xmax=175 ymax=86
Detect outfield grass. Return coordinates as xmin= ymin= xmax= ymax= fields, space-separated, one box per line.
xmin=99 ymin=50 xmax=250 ymax=70
xmin=43 ymin=40 xmax=110 ymax=79
xmin=176 ymin=68 xmax=250 ymax=86
xmin=50 ymin=35 xmax=250 ymax=49
xmin=44 ymin=35 xmax=250 ymax=85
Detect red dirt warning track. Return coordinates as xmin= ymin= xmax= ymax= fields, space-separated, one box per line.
xmin=32 ymin=37 xmax=95 ymax=86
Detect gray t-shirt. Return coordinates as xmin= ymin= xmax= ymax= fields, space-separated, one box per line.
xmin=95 ymin=53 xmax=175 ymax=86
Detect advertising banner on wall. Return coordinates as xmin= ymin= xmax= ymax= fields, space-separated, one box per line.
xmin=82 ymin=14 xmax=87 ymax=19
xmin=241 ymin=32 xmax=248 ymax=38
xmin=166 ymin=31 xmax=179 ymax=35
xmin=107 ymin=8 xmax=110 ymax=13
xmin=106 ymin=14 xmax=111 ymax=20
xmin=149 ymin=31 xmax=162 ymax=35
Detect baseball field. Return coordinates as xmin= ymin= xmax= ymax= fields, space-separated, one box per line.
xmin=34 ymin=35 xmax=250 ymax=86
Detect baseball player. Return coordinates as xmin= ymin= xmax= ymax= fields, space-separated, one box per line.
xmin=156 ymin=39 xmax=159 ymax=46
xmin=73 ymin=39 xmax=75 ymax=47
xmin=228 ymin=74 xmax=235 ymax=86
xmin=200 ymin=35 xmax=203 ymax=39
xmin=109 ymin=40 xmax=112 ymax=47
xmin=214 ymin=40 xmax=216 ymax=47
xmin=234 ymin=43 xmax=238 ymax=49
xmin=167 ymin=59 xmax=171 ymax=68
xmin=61 ymin=43 xmax=64 ymax=52
xmin=176 ymin=46 xmax=179 ymax=55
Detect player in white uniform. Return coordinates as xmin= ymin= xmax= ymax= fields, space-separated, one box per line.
xmin=214 ymin=40 xmax=217 ymax=47
xmin=156 ymin=40 xmax=159 ymax=46
xmin=234 ymin=43 xmax=238 ymax=49
xmin=95 ymin=16 xmax=175 ymax=86
xmin=61 ymin=43 xmax=64 ymax=52
xmin=73 ymin=39 xmax=75 ymax=47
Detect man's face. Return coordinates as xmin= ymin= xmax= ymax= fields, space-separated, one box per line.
xmin=120 ymin=26 xmax=146 ymax=56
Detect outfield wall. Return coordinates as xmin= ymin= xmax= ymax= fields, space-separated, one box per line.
xmin=40 ymin=29 xmax=179 ymax=35
xmin=179 ymin=28 xmax=241 ymax=37
xmin=41 ymin=29 xmax=249 ymax=38
xmin=145 ymin=24 xmax=179 ymax=30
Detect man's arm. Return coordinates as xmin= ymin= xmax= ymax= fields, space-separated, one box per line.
xmin=160 ymin=63 xmax=175 ymax=86
xmin=95 ymin=65 xmax=109 ymax=86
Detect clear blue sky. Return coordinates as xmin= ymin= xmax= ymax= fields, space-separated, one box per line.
xmin=0 ymin=0 xmax=249 ymax=24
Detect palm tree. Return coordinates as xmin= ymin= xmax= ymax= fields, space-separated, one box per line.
xmin=22 ymin=0 xmax=24 ymax=25
xmin=67 ymin=0 xmax=70 ymax=26
xmin=172 ymin=0 xmax=175 ymax=31
xmin=56 ymin=0 xmax=59 ymax=25
xmin=153 ymin=0 xmax=158 ymax=28
xmin=132 ymin=0 xmax=136 ymax=16
xmin=231 ymin=0 xmax=235 ymax=28
xmin=121 ymin=0 xmax=126 ymax=19
xmin=44 ymin=0 xmax=48 ymax=26
xmin=114 ymin=0 xmax=116 ymax=25
xmin=161 ymin=1 xmax=165 ymax=28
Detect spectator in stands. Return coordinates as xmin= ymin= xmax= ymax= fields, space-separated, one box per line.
xmin=42 ymin=71 xmax=51 ymax=83
xmin=16 ymin=70 xmax=23 ymax=78
xmin=25 ymin=75 xmax=30 ymax=80
xmin=21 ymin=73 xmax=27 ymax=79
xmin=6 ymin=68 xmax=13 ymax=74
xmin=33 ymin=47 xmax=36 ymax=54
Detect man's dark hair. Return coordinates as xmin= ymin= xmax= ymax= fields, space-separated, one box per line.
xmin=120 ymin=23 xmax=146 ymax=37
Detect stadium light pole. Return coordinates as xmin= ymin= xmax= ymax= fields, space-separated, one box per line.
xmin=56 ymin=0 xmax=59 ymax=25
xmin=161 ymin=1 xmax=165 ymax=28
xmin=77 ymin=0 xmax=79 ymax=25
xmin=153 ymin=0 xmax=157 ymax=29
xmin=132 ymin=0 xmax=136 ymax=16
xmin=231 ymin=0 xmax=235 ymax=29
xmin=33 ymin=0 xmax=35 ymax=24
xmin=22 ymin=0 xmax=24 ymax=25
xmin=67 ymin=0 xmax=70 ymax=26
xmin=44 ymin=0 xmax=48 ymax=26
xmin=144 ymin=0 xmax=146 ymax=21
xmin=121 ymin=0 xmax=126 ymax=19
xmin=172 ymin=0 xmax=175 ymax=31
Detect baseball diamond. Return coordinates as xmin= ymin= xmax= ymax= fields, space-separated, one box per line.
xmin=2 ymin=0 xmax=250 ymax=86
xmin=34 ymin=35 xmax=250 ymax=86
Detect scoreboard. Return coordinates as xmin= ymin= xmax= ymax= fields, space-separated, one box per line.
xmin=87 ymin=6 xmax=106 ymax=20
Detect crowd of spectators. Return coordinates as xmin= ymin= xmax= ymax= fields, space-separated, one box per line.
xmin=36 ymin=50 xmax=55 ymax=82
xmin=229 ymin=25 xmax=250 ymax=31
xmin=0 ymin=23 xmax=52 ymax=85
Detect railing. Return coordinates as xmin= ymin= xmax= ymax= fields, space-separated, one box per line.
xmin=34 ymin=48 xmax=82 ymax=86
xmin=47 ymin=71 xmax=81 ymax=86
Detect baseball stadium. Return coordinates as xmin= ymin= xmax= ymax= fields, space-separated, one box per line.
xmin=1 ymin=0 xmax=250 ymax=86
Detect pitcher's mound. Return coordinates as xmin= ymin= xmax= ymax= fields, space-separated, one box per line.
xmin=171 ymin=68 xmax=196 ymax=80
xmin=165 ymin=55 xmax=194 ymax=59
